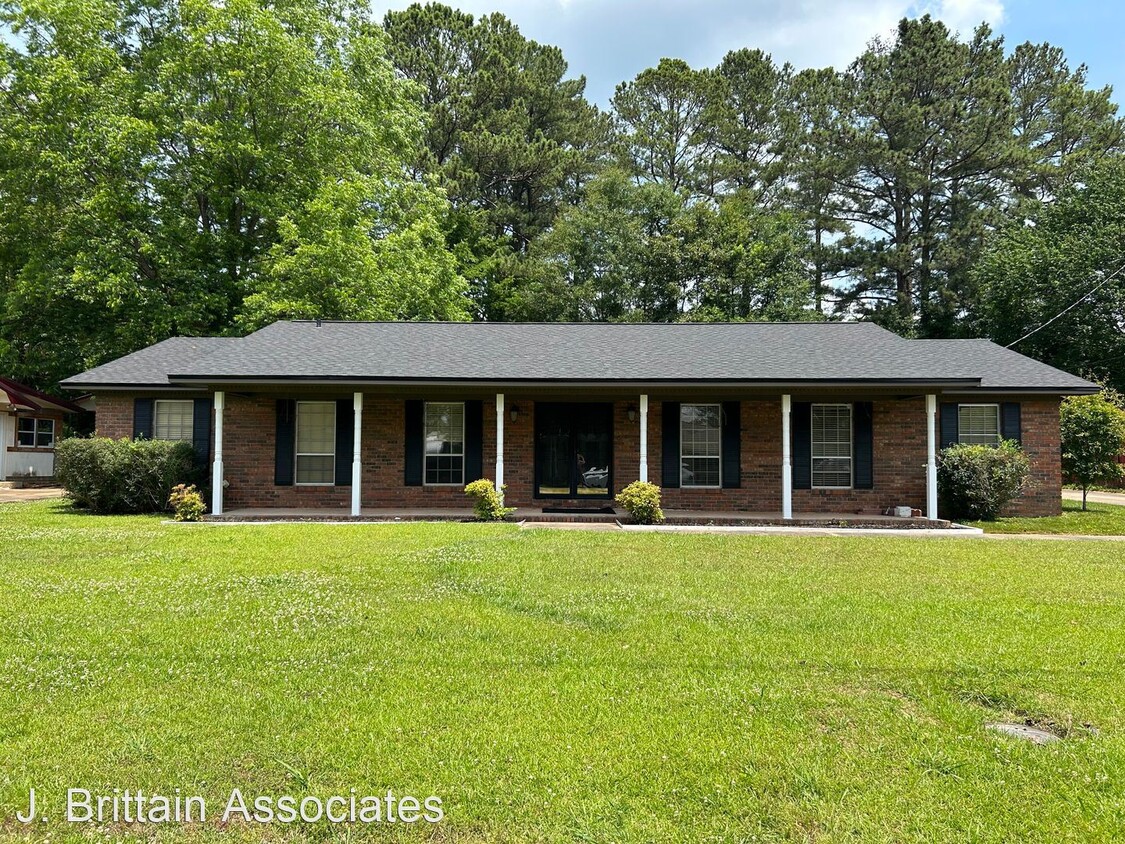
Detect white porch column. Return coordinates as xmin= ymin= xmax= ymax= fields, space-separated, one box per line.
xmin=211 ymin=391 xmax=224 ymax=516
xmin=351 ymin=392 xmax=363 ymax=517
xmin=639 ymin=394 xmax=649 ymax=483
xmin=781 ymin=394 xmax=793 ymax=519
xmin=926 ymin=393 xmax=938 ymax=520
xmin=495 ymin=393 xmax=505 ymax=498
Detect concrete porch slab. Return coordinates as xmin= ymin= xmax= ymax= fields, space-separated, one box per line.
xmin=205 ymin=506 xmax=956 ymax=530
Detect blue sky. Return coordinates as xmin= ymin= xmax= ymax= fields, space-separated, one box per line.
xmin=374 ymin=0 xmax=1125 ymax=108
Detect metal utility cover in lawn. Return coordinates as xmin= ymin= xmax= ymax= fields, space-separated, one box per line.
xmin=986 ymin=722 xmax=1061 ymax=744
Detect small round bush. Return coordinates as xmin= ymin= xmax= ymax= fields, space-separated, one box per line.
xmin=464 ymin=479 xmax=516 ymax=521
xmin=937 ymin=441 xmax=1030 ymax=521
xmin=615 ymin=480 xmax=664 ymax=524
xmin=169 ymin=484 xmax=206 ymax=521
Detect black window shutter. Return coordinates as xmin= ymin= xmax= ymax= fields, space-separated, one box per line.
xmin=792 ymin=402 xmax=812 ymax=490
xmin=853 ymin=402 xmax=874 ymax=489
xmin=133 ymin=398 xmax=154 ymax=440
xmin=192 ymin=398 xmax=212 ymax=464
xmin=335 ymin=399 xmax=354 ymax=486
xmin=464 ymin=400 xmax=483 ymax=483
xmin=1001 ymin=402 xmax=1022 ymax=444
xmin=404 ymin=400 xmax=424 ymax=486
xmin=721 ymin=401 xmax=741 ymax=488
xmin=275 ymin=400 xmax=296 ymax=486
xmin=940 ymin=403 xmax=959 ymax=448
xmin=661 ymin=402 xmax=681 ymax=489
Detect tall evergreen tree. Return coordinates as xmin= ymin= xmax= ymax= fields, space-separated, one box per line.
xmin=834 ymin=17 xmax=1016 ymax=335
xmin=382 ymin=3 xmax=608 ymax=317
xmin=612 ymin=58 xmax=717 ymax=196
xmin=1008 ymin=42 xmax=1125 ymax=202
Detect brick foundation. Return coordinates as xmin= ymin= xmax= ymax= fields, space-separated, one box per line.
xmin=91 ymin=392 xmax=1063 ymax=517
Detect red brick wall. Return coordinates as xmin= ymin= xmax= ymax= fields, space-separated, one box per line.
xmin=92 ymin=393 xmax=139 ymax=439
xmin=1008 ymin=398 xmax=1062 ymax=517
xmin=90 ymin=391 xmax=1062 ymax=517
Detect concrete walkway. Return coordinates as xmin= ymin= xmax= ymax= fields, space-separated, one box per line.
xmin=0 ymin=487 xmax=64 ymax=503
xmin=1062 ymin=489 xmax=1125 ymax=506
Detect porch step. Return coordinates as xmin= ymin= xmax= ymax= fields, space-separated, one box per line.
xmin=519 ymin=512 xmax=621 ymax=524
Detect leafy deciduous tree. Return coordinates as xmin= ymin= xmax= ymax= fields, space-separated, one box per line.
xmin=1060 ymin=391 xmax=1125 ymax=509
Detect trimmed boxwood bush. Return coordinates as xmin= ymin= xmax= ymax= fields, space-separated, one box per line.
xmin=937 ymin=441 xmax=1030 ymax=521
xmin=55 ymin=437 xmax=203 ymax=515
xmin=615 ymin=480 xmax=665 ymax=524
xmin=464 ymin=479 xmax=516 ymax=521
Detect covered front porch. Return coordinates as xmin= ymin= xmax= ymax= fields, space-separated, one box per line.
xmin=207 ymin=386 xmax=944 ymax=522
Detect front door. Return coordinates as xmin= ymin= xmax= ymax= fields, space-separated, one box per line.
xmin=534 ymin=403 xmax=613 ymax=499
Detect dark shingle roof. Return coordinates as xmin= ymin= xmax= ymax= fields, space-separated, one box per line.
xmin=60 ymin=337 xmax=242 ymax=388
xmin=61 ymin=321 xmax=1098 ymax=393
xmin=910 ymin=340 xmax=1097 ymax=391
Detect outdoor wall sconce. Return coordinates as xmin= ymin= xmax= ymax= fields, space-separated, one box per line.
xmin=510 ymin=404 xmax=520 ymax=422
xmin=627 ymin=404 xmax=637 ymax=422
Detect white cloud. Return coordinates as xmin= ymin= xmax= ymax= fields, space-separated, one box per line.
xmin=372 ymin=0 xmax=1007 ymax=102
xmin=921 ymin=0 xmax=1006 ymax=36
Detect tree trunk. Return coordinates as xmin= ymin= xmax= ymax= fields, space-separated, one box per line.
xmin=1082 ymin=487 xmax=1088 ymax=511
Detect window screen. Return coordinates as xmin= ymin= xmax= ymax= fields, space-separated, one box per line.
xmin=680 ymin=404 xmax=721 ymax=487
xmin=295 ymin=402 xmax=336 ymax=484
xmin=17 ymin=418 xmax=55 ymax=448
xmin=812 ymin=403 xmax=852 ymax=488
xmin=958 ymin=404 xmax=1000 ymax=446
xmin=425 ymin=402 xmax=465 ymax=485
xmin=154 ymin=400 xmax=194 ymax=442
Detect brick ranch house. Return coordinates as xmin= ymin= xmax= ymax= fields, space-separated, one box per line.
xmin=61 ymin=320 xmax=1097 ymax=521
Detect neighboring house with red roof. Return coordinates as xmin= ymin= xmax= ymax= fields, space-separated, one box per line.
xmin=0 ymin=376 xmax=85 ymax=482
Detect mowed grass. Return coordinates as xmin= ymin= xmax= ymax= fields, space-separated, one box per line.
xmin=973 ymin=499 xmax=1125 ymax=535
xmin=1 ymin=501 xmax=1124 ymax=843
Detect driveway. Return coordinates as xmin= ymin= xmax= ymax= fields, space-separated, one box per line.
xmin=0 ymin=487 xmax=65 ymax=503
xmin=1062 ymin=488 xmax=1125 ymax=506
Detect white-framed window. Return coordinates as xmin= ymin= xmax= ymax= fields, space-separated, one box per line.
xmin=958 ymin=404 xmax=1001 ymax=446
xmin=812 ymin=403 xmax=852 ymax=488
xmin=295 ymin=401 xmax=336 ymax=485
xmin=425 ymin=402 xmax=465 ymax=485
xmin=16 ymin=418 xmax=55 ymax=448
xmin=680 ymin=403 xmax=721 ymax=487
xmin=153 ymin=400 xmax=194 ymax=442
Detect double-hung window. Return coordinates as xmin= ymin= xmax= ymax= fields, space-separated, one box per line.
xmin=153 ymin=400 xmax=194 ymax=442
xmin=425 ymin=402 xmax=465 ymax=485
xmin=295 ymin=401 xmax=336 ymax=485
xmin=17 ymin=418 xmax=55 ymax=448
xmin=680 ymin=404 xmax=721 ymax=487
xmin=811 ymin=403 xmax=852 ymax=488
xmin=957 ymin=404 xmax=1000 ymax=446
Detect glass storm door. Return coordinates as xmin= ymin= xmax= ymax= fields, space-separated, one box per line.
xmin=535 ymin=403 xmax=613 ymax=498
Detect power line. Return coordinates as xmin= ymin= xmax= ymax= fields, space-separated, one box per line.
xmin=1006 ymin=261 xmax=1125 ymax=348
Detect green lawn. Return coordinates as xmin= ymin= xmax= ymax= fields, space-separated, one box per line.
xmin=972 ymin=499 xmax=1125 ymax=534
xmin=1 ymin=500 xmax=1124 ymax=842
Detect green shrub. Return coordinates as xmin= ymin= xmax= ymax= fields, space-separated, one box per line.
xmin=169 ymin=483 xmax=206 ymax=521
xmin=464 ymin=479 xmax=516 ymax=521
xmin=615 ymin=480 xmax=665 ymax=524
xmin=937 ymin=441 xmax=1030 ymax=521
xmin=55 ymin=437 xmax=202 ymax=515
